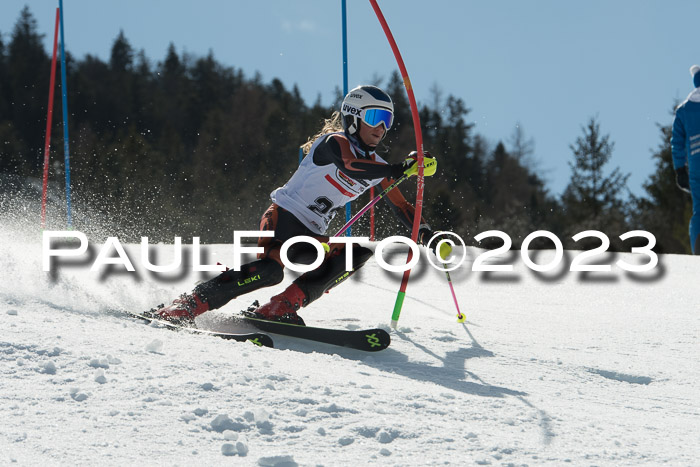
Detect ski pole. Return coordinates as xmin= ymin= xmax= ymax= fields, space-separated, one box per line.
xmin=333 ymin=174 xmax=409 ymax=237
xmin=443 ymin=266 xmax=465 ymax=323
xmin=433 ymin=237 xmax=465 ymax=323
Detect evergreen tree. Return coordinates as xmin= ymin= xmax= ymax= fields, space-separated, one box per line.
xmin=72 ymin=54 xmax=112 ymax=135
xmin=383 ymin=71 xmax=413 ymax=153
xmin=505 ymin=124 xmax=560 ymax=230
xmin=109 ymin=30 xmax=133 ymax=73
xmin=131 ymin=49 xmax=158 ymax=134
xmin=0 ymin=32 xmax=24 ymax=173
xmin=109 ymin=30 xmax=135 ymax=124
xmin=6 ymin=6 xmax=49 ymax=173
xmin=156 ymin=43 xmax=196 ymax=148
xmin=420 ymin=89 xmax=481 ymax=237
xmin=0 ymin=32 xmax=7 ymax=118
xmin=561 ymin=117 xmax=631 ymax=248
xmin=508 ymin=123 xmax=536 ymax=163
xmin=476 ymin=139 xmax=558 ymax=247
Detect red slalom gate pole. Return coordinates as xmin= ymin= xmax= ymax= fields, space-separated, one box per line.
xmin=41 ymin=8 xmax=60 ymax=230
xmin=368 ymin=0 xmax=426 ymax=329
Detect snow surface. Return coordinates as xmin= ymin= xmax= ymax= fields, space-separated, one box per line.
xmin=1 ymin=222 xmax=699 ymax=466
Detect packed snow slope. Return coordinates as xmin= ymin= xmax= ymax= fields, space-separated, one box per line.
xmin=1 ymin=224 xmax=699 ymax=466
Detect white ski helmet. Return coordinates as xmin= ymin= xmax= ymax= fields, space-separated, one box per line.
xmin=341 ymin=85 xmax=394 ymax=141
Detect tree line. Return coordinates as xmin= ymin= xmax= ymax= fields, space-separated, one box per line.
xmin=0 ymin=7 xmax=692 ymax=253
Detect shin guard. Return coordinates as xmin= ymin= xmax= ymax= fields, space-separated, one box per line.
xmin=294 ymin=245 xmax=372 ymax=305
xmin=194 ymin=258 xmax=284 ymax=310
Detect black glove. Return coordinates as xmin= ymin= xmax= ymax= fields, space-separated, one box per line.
xmin=418 ymin=226 xmax=453 ymax=261
xmin=676 ymin=166 xmax=691 ymax=194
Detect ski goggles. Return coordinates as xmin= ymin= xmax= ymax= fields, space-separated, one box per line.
xmin=362 ymin=107 xmax=393 ymax=130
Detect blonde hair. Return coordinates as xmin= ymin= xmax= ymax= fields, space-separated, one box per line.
xmin=301 ymin=111 xmax=344 ymax=155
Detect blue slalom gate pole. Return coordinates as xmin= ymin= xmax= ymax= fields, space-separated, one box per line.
xmin=341 ymin=0 xmax=349 ymax=121
xmin=341 ymin=0 xmax=351 ymax=235
xmin=59 ymin=0 xmax=73 ymax=228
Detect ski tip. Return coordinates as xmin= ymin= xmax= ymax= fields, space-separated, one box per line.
xmin=242 ymin=334 xmax=275 ymax=348
xmin=365 ymin=329 xmax=391 ymax=351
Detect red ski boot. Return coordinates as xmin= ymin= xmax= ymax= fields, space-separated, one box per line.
xmin=149 ymin=292 xmax=209 ymax=327
xmin=252 ymin=283 xmax=307 ymax=325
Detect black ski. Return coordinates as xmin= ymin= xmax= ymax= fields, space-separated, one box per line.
xmin=126 ymin=311 xmax=274 ymax=348
xmin=238 ymin=315 xmax=390 ymax=352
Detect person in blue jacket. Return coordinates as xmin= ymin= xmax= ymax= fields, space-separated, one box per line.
xmin=672 ymin=64 xmax=700 ymax=253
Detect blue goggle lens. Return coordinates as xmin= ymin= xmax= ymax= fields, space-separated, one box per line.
xmin=362 ymin=108 xmax=393 ymax=129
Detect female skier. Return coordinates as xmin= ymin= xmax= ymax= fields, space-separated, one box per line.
xmin=150 ymin=85 xmax=442 ymax=326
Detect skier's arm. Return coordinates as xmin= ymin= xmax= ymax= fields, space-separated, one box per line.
xmin=313 ymin=135 xmax=395 ymax=180
xmin=671 ymin=110 xmax=692 ymax=193
xmin=671 ymin=110 xmax=687 ymax=170
xmin=313 ymin=135 xmax=434 ymax=181
xmin=381 ymin=178 xmax=426 ymax=231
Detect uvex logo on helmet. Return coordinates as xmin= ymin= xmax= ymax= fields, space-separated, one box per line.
xmin=342 ymin=104 xmax=361 ymax=116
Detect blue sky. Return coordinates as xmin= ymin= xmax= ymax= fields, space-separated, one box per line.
xmin=1 ymin=0 xmax=698 ymax=198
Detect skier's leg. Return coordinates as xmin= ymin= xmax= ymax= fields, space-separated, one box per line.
xmin=689 ymin=167 xmax=700 ymax=254
xmin=150 ymin=204 xmax=290 ymax=324
xmin=195 ymin=204 xmax=331 ymax=313
xmin=295 ymin=243 xmax=373 ymax=303
xmin=253 ymin=244 xmax=373 ymax=323
xmin=148 ymin=258 xmax=284 ymax=325
xmin=691 ymin=194 xmax=700 ymax=254
xmin=194 ymin=258 xmax=284 ymax=309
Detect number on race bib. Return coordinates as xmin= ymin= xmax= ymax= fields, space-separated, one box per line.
xmin=307 ymin=196 xmax=334 ymax=216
